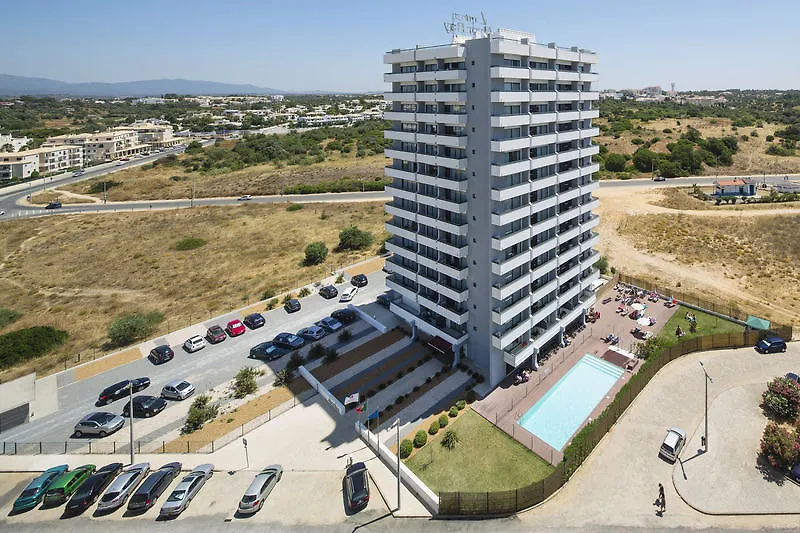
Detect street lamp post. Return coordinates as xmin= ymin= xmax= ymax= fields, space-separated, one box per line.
xmin=242 ymin=438 xmax=249 ymax=469
xmin=128 ymin=381 xmax=135 ymax=464
xmin=699 ymin=361 xmax=713 ymax=452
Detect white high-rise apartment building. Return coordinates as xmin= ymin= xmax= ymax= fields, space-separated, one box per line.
xmin=383 ymin=28 xmax=601 ymax=387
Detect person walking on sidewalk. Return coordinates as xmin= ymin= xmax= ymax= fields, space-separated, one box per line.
xmin=658 ymin=483 xmax=666 ymax=513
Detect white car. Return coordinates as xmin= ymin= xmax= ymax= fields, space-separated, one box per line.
xmin=183 ymin=335 xmax=206 ymax=353
xmin=659 ymin=426 xmax=686 ymax=462
xmin=339 ymin=286 xmax=358 ymax=302
xmin=237 ymin=195 xmax=253 ymax=201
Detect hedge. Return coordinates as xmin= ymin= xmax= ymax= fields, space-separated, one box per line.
xmin=0 ymin=326 xmax=69 ymax=368
xmin=428 ymin=420 xmax=440 ymax=435
xmin=438 ymin=414 xmax=449 ymax=428
xmin=399 ymin=439 xmax=413 ymax=459
xmin=413 ymin=430 xmax=428 ymax=448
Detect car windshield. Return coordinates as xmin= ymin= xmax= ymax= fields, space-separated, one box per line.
xmin=100 ymin=491 xmax=119 ymax=502
xmin=349 ymin=472 xmax=367 ymax=493
xmin=73 ymin=484 xmax=93 ymax=500
xmin=176 ymin=382 xmax=191 ymax=391
xmin=20 ymin=488 xmax=38 ymax=498
xmin=241 ymin=494 xmax=257 ymax=503
xmin=142 ymin=398 xmax=157 ymax=408
xmin=167 ymin=490 xmax=185 ymax=502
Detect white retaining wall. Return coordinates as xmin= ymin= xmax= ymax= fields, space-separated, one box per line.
xmin=298 ymin=365 xmax=345 ymax=416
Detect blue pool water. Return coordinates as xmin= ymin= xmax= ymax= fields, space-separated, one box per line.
xmin=518 ymin=354 xmax=624 ymax=450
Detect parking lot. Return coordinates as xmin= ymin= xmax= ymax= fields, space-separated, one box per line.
xmin=0 ymin=269 xmax=388 ymax=448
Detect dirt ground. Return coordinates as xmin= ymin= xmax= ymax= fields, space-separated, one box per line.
xmin=0 ymin=202 xmax=389 ymax=382
xmin=61 ymin=152 xmax=386 ymax=201
xmin=596 ymin=186 xmax=800 ymax=328
xmin=596 ymin=116 xmax=800 ymax=177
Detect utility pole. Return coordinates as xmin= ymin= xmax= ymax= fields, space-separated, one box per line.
xmin=699 ymin=361 xmax=713 ymax=452
xmin=395 ymin=418 xmax=401 ymax=512
xmin=128 ymin=382 xmax=135 ymax=464
xmin=191 ymin=175 xmax=196 ymax=208
xmin=103 ymin=181 xmax=107 ymax=204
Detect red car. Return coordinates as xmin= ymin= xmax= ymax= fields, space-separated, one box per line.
xmin=205 ymin=325 xmax=227 ymax=344
xmin=226 ymin=319 xmax=246 ymax=337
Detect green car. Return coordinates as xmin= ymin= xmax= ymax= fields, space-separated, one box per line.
xmin=12 ymin=464 xmax=69 ymax=512
xmin=42 ymin=464 xmax=96 ymax=507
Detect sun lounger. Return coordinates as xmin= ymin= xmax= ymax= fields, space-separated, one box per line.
xmin=625 ymin=358 xmax=639 ymax=371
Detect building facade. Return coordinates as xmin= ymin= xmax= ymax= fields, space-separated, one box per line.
xmin=383 ymin=28 xmax=601 ymax=387
xmin=0 ymin=145 xmax=83 ymax=180
xmin=44 ymin=130 xmax=149 ymax=162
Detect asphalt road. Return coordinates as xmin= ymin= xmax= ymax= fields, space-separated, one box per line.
xmin=0 ymin=271 xmax=387 ymax=445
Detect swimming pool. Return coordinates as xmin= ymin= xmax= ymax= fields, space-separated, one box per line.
xmin=518 ymin=354 xmax=624 ymax=450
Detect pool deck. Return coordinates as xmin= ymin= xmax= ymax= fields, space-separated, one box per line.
xmin=472 ymin=287 xmax=677 ymax=464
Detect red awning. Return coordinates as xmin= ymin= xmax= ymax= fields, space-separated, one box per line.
xmin=427 ymin=336 xmax=452 ymax=355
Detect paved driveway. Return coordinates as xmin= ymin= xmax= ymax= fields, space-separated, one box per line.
xmin=522 ymin=343 xmax=800 ymax=530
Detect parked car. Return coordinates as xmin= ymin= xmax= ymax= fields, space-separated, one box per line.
xmin=12 ymin=464 xmax=68 ymax=513
xmin=97 ymin=378 xmax=150 ymax=405
xmin=376 ymin=293 xmax=392 ymax=308
xmin=298 ymin=325 xmax=326 ymax=341
xmin=161 ymin=380 xmax=195 ymax=401
xmin=64 ymin=462 xmax=123 ymax=516
xmin=226 ymin=319 xmax=246 ymax=337
xmin=73 ymin=412 xmax=125 ymax=438
xmin=72 ymin=169 xmax=85 ymax=177
xmin=653 ymin=175 xmax=666 ymax=182
xmin=319 ymin=285 xmax=338 ymax=299
xmin=343 ymin=462 xmax=370 ymax=512
xmin=237 ymin=465 xmax=282 ymax=515
xmin=787 ymin=372 xmax=800 ymax=384
xmin=127 ymin=462 xmax=182 ymax=513
xmin=122 ymin=395 xmax=168 ymax=418
xmin=317 ymin=316 xmax=343 ymax=332
xmin=658 ymin=426 xmax=686 ymax=462
xmin=148 ymin=345 xmax=175 ymax=364
xmin=205 ymin=325 xmax=227 ymax=344
xmin=756 ymin=337 xmax=787 ymax=354
xmin=284 ymin=298 xmax=301 ymax=313
xmin=159 ymin=464 xmax=214 ymax=518
xmin=43 ymin=464 xmax=96 ymax=507
xmin=183 ymin=335 xmax=206 ymax=353
xmin=45 ymin=202 xmax=62 ymax=209
xmin=339 ymin=286 xmax=358 ymax=302
xmin=249 ymin=341 xmax=282 ymax=360
xmin=791 ymin=463 xmax=800 ymax=482
xmin=96 ymin=463 xmax=150 ymax=513
xmin=273 ymin=332 xmax=304 ymax=350
xmin=351 ymin=274 xmax=368 ymax=288
xmin=243 ymin=313 xmax=265 ymax=329
xmin=331 ymin=308 xmax=357 ymax=325
xmin=237 ymin=195 xmax=253 ymax=201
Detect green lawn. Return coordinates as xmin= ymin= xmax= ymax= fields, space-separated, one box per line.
xmin=658 ymin=305 xmax=745 ymax=348
xmin=404 ymin=410 xmax=554 ymax=493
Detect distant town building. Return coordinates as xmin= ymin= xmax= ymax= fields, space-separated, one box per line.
xmin=677 ymin=95 xmax=727 ymax=107
xmin=713 ymin=178 xmax=756 ymax=196
xmin=0 ymin=145 xmax=83 ymax=180
xmin=117 ymin=122 xmax=181 ymax=149
xmin=774 ymin=181 xmax=800 ymax=194
xmin=0 ymin=134 xmax=31 ymax=152
xmin=44 ymin=130 xmax=149 ymax=162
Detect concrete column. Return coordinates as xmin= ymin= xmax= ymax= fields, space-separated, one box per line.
xmin=533 ymin=347 xmax=540 ymax=370
xmin=582 ymin=308 xmax=587 ymax=326
xmin=559 ymin=326 xmax=566 ymax=347
xmin=453 ymin=344 xmax=462 ymax=367
xmin=410 ymin=320 xmax=416 ymax=341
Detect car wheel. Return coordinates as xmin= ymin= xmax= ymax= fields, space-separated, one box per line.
xmin=145 ymin=412 xmax=151 ymax=417
xmin=99 ymin=431 xmax=107 ymax=438
xmin=783 ymin=347 xmax=787 ymax=352
xmin=74 ymin=430 xmax=83 ymax=438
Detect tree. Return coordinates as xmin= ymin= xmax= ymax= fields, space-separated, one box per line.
xmin=107 ymin=312 xmax=159 ymax=347
xmin=604 ymin=153 xmax=626 ymax=172
xmin=233 ymin=367 xmax=259 ymax=398
xmin=0 ymin=143 xmax=13 ymax=152
xmin=30 ymin=170 xmax=40 ymax=179
xmin=185 ymin=140 xmax=203 ymax=154
xmin=337 ymin=227 xmax=373 ymax=251
xmin=304 ymin=241 xmax=328 ymax=265
xmin=658 ymin=160 xmax=681 ymax=179
xmin=632 ymin=148 xmax=659 ymax=173
xmin=596 ymin=255 xmax=609 ymax=274
xmin=441 ymin=429 xmax=461 ymax=451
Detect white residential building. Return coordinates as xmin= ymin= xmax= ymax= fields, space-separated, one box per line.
xmin=0 ymin=145 xmax=83 ymax=179
xmin=0 ymin=134 xmax=31 ymax=152
xmin=383 ymin=28 xmax=601 ymax=387
xmin=44 ymin=129 xmax=149 ymax=162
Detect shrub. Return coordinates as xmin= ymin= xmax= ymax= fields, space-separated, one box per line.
xmin=399 ymin=439 xmax=413 ymax=458
xmin=286 ymin=352 xmax=304 ymax=372
xmin=596 ymin=255 xmax=610 ymax=274
xmin=233 ymin=367 xmax=259 ymax=398
xmin=604 ymin=153 xmax=627 ymax=172
xmin=413 ymin=430 xmax=428 ymax=448
xmin=0 ymin=308 xmax=21 ymax=328
xmin=366 ymin=389 xmax=376 ymax=398
xmin=465 ymin=389 xmax=477 ymax=403
xmin=265 ymin=299 xmax=278 ymax=310
xmin=338 ymin=329 xmax=352 ymax=342
xmin=441 ymin=429 xmax=461 ymax=451
xmin=286 ymin=203 xmax=304 ymax=211
xmin=663 ymin=128 xmax=673 ymax=134
xmin=0 ymin=326 xmax=69 ymax=369
xmin=439 ymin=414 xmax=449 ymax=428
xmin=335 ymin=273 xmax=345 ymax=284
xmin=762 ymin=377 xmax=800 ymax=420
xmin=273 ymin=368 xmax=294 ymax=387
xmin=297 ymin=287 xmax=311 ymax=298
xmin=425 ymin=377 xmax=432 ymax=384
xmin=183 ymin=394 xmax=218 ymax=433
xmin=87 ymin=180 xmax=121 ymax=194
xmin=424 ymin=354 xmax=433 ymax=362
xmin=396 ymin=394 xmax=405 ymax=404
xmin=174 ymin=237 xmax=207 ymax=251
xmin=307 ymin=343 xmax=325 ymax=360
xmin=337 ymin=226 xmax=374 ymax=251
xmin=766 ymin=135 xmax=775 ymax=142
xmin=435 ymin=371 xmax=441 ymax=378
xmin=475 ymin=374 xmax=485 ymax=384
xmin=760 ymin=422 xmax=798 ymax=470
xmin=107 ymin=312 xmax=163 ymax=348
xmin=304 ymin=241 xmax=328 ymax=265
xmin=261 ymin=288 xmax=276 ymax=300
xmin=396 ymin=370 xmax=404 ymax=379
xmin=429 ymin=420 xmax=440 ymax=435
xmin=413 ymin=385 xmax=420 ymax=392
xmin=449 ymin=406 xmax=459 ymax=417
xmin=323 ymin=347 xmax=338 ymax=364
xmin=378 ymin=383 xmax=386 ymax=391
xmin=282 ymin=293 xmax=295 ymax=304
xmin=456 ymin=400 xmax=466 ymax=410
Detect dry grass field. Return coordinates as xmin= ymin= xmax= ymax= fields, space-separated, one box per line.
xmin=596 ymin=186 xmax=800 ymax=328
xmin=595 ymin=116 xmax=800 ymax=177
xmin=0 ymin=201 xmax=389 ymax=382
xmin=62 ymin=151 xmax=386 ymax=201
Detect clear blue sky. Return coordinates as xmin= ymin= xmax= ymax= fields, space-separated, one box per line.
xmin=2 ymin=0 xmax=798 ymax=92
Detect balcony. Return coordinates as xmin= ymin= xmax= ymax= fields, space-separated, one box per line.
xmin=491 ymin=91 xmax=530 ymax=103
xmin=558 ymin=263 xmax=581 ymax=284
xmin=385 ymin=259 xmax=418 ymax=283
xmin=489 ymin=66 xmax=529 ymax=79
xmin=580 ymin=127 xmax=600 ymax=139
xmin=416 ymin=133 xmax=468 ymax=148
xmin=384 ymin=221 xmax=417 ymax=242
xmin=384 ymin=148 xmax=416 ymax=162
xmin=557 ymin=205 xmax=581 ymax=225
xmin=558 ymin=302 xmax=586 ymax=327
xmin=582 ymin=144 xmax=601 ymax=157
xmin=384 ymin=130 xmax=417 ymax=143
xmin=492 ymin=249 xmax=531 ymax=276
xmin=492 ymin=271 xmax=532 ymax=301
xmin=529 ymin=132 xmax=558 ymax=148
xmin=416 ymin=69 xmax=467 ymax=82
xmin=385 ymin=240 xmax=416 ymax=261
xmin=581 ymin=162 xmax=601 ymax=175
xmin=438 ymin=239 xmax=469 ymax=258
xmin=580 ymin=233 xmax=600 ymax=253
xmin=530 ymin=257 xmax=557 ymax=282
xmin=557 ymin=186 xmax=580 ymax=203
xmin=557 ymin=224 xmax=581 ymax=244
xmin=492 ymin=294 xmax=530 ymax=325
xmin=384 ymin=92 xmax=418 ymax=103
xmin=530 ymin=279 xmax=558 ymax=303
xmin=491 ymin=203 xmax=531 ymax=227
xmin=580 ymin=198 xmax=600 ymax=214
xmin=415 ymin=113 xmax=468 ymax=126
xmin=490 ymin=137 xmax=530 ymax=152
xmin=530 ymin=300 xmax=558 ymax=330
xmin=437 ymin=261 xmax=469 ymax=280
xmin=580 ymin=268 xmax=601 ymax=291
xmin=530 ymin=153 xmax=558 ymax=169
xmin=390 ymin=301 xmax=468 ymax=346
xmin=582 ymin=109 xmax=600 ymax=120
xmin=491 ymin=159 xmax=530 ymax=177
xmin=528 ymin=112 xmax=557 ymax=125
xmin=490 ymin=114 xmax=531 ymax=128
xmin=492 ymin=226 xmax=531 ymax=251
xmin=491 ymin=181 xmax=530 ymax=203
xmin=530 ymin=236 xmax=558 ymax=260
xmin=557 ymin=130 xmax=581 ymax=143
xmin=557 ymin=91 xmax=583 ymax=102
xmin=384 ymin=72 xmax=417 ymax=83
xmin=530 ymin=214 xmax=559 ymax=235
xmin=581 ymin=215 xmax=600 ymax=232
xmin=433 ymin=92 xmax=468 ymax=104
xmin=436 ymin=282 xmax=470 ymax=303
xmin=531 ymin=174 xmax=558 ymax=190
xmin=556 ymin=110 xmax=581 ymax=122
xmin=503 ymin=341 xmax=536 ymax=369
xmin=492 ymin=317 xmax=532 ymax=350
xmin=582 ymin=250 xmax=601 ymax=267
xmin=384 ymin=185 xmax=416 ymax=202
xmin=386 ymin=277 xmax=418 ymax=303
xmin=557 ymin=245 xmax=581 ymax=266
xmin=557 ymin=71 xmax=581 ymax=82
xmin=383 ymin=111 xmax=415 ymax=122
xmin=529 ymin=91 xmax=558 ymax=103
xmin=580 ymin=180 xmax=600 ymax=195
xmin=418 ymin=294 xmax=469 ymax=325
xmin=384 ymin=202 xmax=417 ymax=222
xmin=434 ymin=196 xmax=468 ymax=214
xmin=384 ymin=166 xmax=416 ymax=181
xmin=415 ymin=174 xmax=469 ymax=192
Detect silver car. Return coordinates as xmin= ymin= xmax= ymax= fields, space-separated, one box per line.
xmin=237 ymin=465 xmax=282 ymax=515
xmin=159 ymin=463 xmax=213 ymax=518
xmin=297 ymin=326 xmax=326 ymax=341
xmin=161 ymin=380 xmax=196 ymax=401
xmin=96 ymin=463 xmax=150 ymax=512
xmin=73 ymin=412 xmax=125 ymax=438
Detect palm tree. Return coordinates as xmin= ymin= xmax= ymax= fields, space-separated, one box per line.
xmin=441 ymin=429 xmax=460 ymax=451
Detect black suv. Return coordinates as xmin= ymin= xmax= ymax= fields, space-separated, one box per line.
xmin=64 ymin=462 xmax=123 ymax=516
xmin=351 ymin=274 xmax=368 ymax=288
xmin=243 ymin=313 xmax=265 ymax=329
xmin=331 ymin=308 xmax=357 ymax=325
xmin=148 ymin=345 xmax=174 ymax=364
xmin=284 ymin=298 xmax=301 ymax=313
xmin=344 ymin=462 xmax=370 ymax=512
xmin=319 ymin=285 xmax=338 ymax=299
xmin=97 ymin=378 xmax=150 ymax=405
xmin=122 ymin=395 xmax=167 ymax=418
xmin=45 ymin=202 xmax=62 ymax=209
